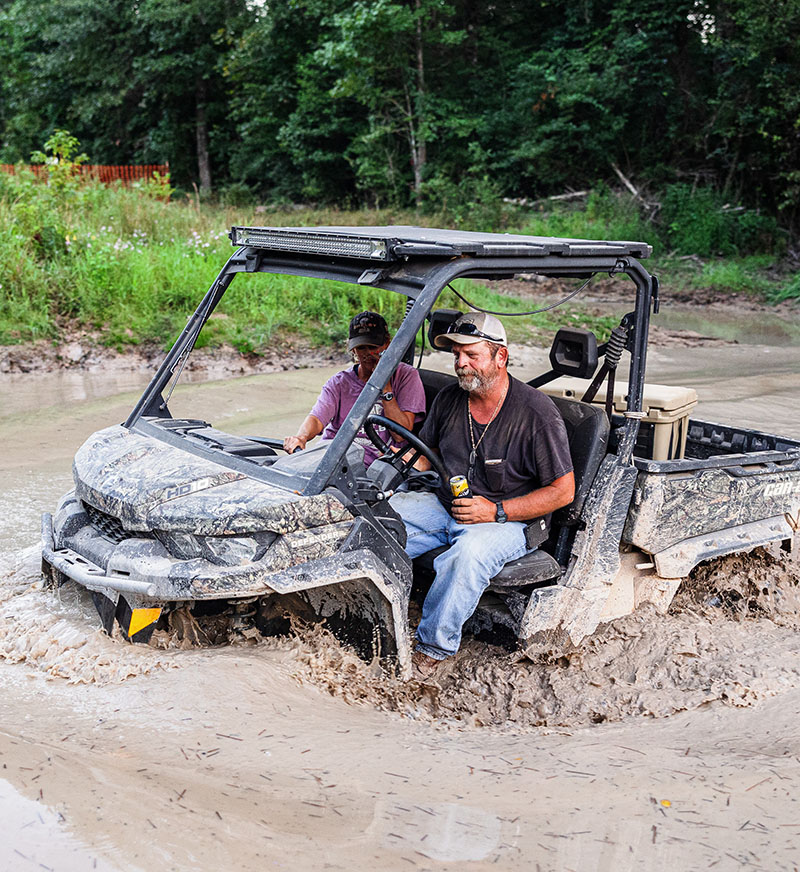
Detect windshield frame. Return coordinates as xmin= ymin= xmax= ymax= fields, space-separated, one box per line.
xmin=123 ymin=242 xmax=655 ymax=496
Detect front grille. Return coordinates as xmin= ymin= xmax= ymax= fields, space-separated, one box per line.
xmin=84 ymin=502 xmax=132 ymax=544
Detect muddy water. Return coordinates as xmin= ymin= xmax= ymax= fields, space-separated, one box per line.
xmin=2 ymin=344 xmax=800 ymax=870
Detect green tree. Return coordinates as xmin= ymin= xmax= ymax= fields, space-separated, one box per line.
xmin=0 ymin=0 xmax=248 ymax=191
xmin=703 ymin=0 xmax=800 ymax=223
xmin=313 ymin=0 xmax=466 ymax=205
xmin=1 ymin=0 xmax=799 ymax=228
xmin=0 ymin=0 xmax=146 ymax=164
xmin=30 ymin=128 xmax=89 ymax=189
xmin=225 ymin=0 xmax=359 ymax=201
xmin=135 ymin=0 xmax=249 ymax=193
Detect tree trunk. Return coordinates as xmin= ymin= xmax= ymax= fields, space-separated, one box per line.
xmin=405 ymin=86 xmax=422 ymax=207
xmin=412 ymin=0 xmax=427 ymax=208
xmin=195 ymin=77 xmax=212 ymax=194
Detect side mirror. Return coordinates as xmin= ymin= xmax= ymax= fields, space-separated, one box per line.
xmin=549 ymin=328 xmax=598 ymax=379
xmin=427 ymin=309 xmax=462 ymax=347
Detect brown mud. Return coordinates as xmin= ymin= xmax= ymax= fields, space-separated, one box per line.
xmin=0 ymin=330 xmax=341 ymax=376
xmin=2 ymin=343 xmax=800 ymax=869
xmin=4 ymin=544 xmax=799 ymax=730
xmin=285 ymin=546 xmax=800 ymax=729
xmin=4 ymin=537 xmax=800 ymax=869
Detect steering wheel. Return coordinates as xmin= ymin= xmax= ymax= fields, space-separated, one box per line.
xmin=363 ymin=414 xmax=449 ymax=484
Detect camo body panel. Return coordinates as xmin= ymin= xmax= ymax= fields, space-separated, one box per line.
xmin=167 ymin=520 xmax=356 ymax=598
xmin=73 ymin=424 xmax=350 ymax=536
xmin=53 ymin=491 xmax=356 ymax=600
xmin=147 ymin=482 xmax=351 ymax=535
xmin=623 ymin=464 xmax=800 ymax=553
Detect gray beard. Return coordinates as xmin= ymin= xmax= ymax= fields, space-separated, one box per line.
xmin=456 ymin=369 xmax=492 ymax=394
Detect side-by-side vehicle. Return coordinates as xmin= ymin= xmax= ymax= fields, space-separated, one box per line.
xmin=41 ymin=226 xmax=800 ymax=675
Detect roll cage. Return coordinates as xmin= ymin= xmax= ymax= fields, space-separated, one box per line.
xmin=123 ymin=226 xmax=657 ymax=497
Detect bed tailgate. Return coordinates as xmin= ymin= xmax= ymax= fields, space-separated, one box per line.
xmin=622 ymin=448 xmax=800 ymax=578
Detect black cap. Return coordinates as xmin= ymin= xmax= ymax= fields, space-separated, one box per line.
xmin=347 ymin=311 xmax=390 ymax=351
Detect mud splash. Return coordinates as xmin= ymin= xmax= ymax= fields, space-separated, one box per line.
xmin=7 ymin=541 xmax=800 ymax=728
xmin=0 ymin=547 xmax=175 ymax=684
xmin=288 ymin=546 xmax=800 ymax=730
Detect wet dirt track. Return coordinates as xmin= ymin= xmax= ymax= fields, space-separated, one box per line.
xmin=2 ymin=343 xmax=800 ymax=871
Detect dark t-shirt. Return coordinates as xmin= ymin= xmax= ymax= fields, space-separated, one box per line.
xmin=420 ymin=375 xmax=573 ymax=511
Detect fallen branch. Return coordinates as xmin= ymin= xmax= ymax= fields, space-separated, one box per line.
xmin=611 ymin=162 xmax=640 ymax=198
xmin=503 ymin=190 xmax=589 ymax=207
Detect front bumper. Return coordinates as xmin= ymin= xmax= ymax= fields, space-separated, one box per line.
xmin=45 ymin=491 xmax=359 ymax=602
xmin=41 ymin=495 xmax=414 ymax=673
xmin=41 ymin=513 xmax=157 ymax=597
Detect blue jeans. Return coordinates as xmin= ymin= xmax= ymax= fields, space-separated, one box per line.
xmin=390 ymin=491 xmax=528 ymax=660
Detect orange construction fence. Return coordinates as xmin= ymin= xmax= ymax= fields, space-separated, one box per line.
xmin=0 ymin=163 xmax=169 ymax=184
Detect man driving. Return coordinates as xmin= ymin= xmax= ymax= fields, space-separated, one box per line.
xmin=390 ymin=312 xmax=575 ymax=680
xmin=283 ymin=311 xmax=425 ymax=467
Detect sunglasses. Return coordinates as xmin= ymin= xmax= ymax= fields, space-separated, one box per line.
xmin=445 ymin=320 xmax=503 ymax=343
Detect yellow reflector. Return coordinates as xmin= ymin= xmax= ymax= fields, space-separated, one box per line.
xmin=128 ymin=607 xmax=162 ymax=637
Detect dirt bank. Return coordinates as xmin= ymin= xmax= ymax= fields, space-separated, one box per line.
xmin=3 ymin=279 xmax=797 ymax=376
xmin=0 ymin=332 xmax=342 ymax=376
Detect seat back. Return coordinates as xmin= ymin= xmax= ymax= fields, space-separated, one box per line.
xmin=417 ymin=369 xmax=609 ymax=525
xmin=549 ymin=396 xmax=609 ymax=525
xmin=419 ymin=369 xmax=455 ymax=415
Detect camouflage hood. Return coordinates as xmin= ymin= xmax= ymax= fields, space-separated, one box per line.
xmin=73 ymin=425 xmax=351 ymax=536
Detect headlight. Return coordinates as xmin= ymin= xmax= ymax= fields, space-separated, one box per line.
xmin=201 ymin=535 xmax=260 ymax=566
xmin=155 ymin=531 xmax=277 ymax=566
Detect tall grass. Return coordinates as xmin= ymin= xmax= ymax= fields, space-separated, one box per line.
xmin=0 ymin=168 xmax=794 ymax=349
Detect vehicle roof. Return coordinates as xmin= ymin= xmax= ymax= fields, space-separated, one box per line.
xmin=229 ymin=224 xmax=652 ymax=261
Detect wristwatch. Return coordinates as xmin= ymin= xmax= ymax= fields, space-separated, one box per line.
xmin=381 ymin=391 xmax=394 ymax=402
xmin=495 ymin=501 xmax=508 ymax=524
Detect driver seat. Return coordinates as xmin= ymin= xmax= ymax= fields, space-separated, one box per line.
xmin=412 ymin=378 xmax=610 ymax=591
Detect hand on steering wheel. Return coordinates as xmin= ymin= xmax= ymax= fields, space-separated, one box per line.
xmin=363 ymin=414 xmax=448 ymax=484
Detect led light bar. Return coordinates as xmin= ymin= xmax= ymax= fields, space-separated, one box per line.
xmin=230 ymin=226 xmax=391 ymax=260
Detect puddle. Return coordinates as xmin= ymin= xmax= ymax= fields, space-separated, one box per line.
xmin=0 ymin=340 xmax=798 ymax=870
xmin=0 ymin=777 xmax=121 ymax=871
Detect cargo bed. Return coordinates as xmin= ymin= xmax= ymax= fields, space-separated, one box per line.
xmin=623 ymin=418 xmax=800 ymax=577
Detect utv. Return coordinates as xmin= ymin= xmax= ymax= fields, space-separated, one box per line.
xmin=41 ymin=226 xmax=800 ymax=675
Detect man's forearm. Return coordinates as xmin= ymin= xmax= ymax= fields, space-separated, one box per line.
xmin=501 ymin=471 xmax=575 ymax=522
xmin=283 ymin=414 xmax=324 ymax=453
xmin=297 ymin=414 xmax=324 ymax=441
xmin=380 ymin=392 xmax=415 ymax=434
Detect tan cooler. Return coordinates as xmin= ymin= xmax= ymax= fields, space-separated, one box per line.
xmin=539 ymin=377 xmax=698 ymax=461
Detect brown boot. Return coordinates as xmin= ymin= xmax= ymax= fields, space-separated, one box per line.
xmin=412 ymin=650 xmax=443 ymax=681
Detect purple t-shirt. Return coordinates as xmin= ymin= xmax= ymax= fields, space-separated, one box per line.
xmin=310 ymin=363 xmax=426 ymax=465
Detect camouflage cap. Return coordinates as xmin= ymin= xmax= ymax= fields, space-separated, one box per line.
xmin=347 ymin=311 xmax=390 ymax=351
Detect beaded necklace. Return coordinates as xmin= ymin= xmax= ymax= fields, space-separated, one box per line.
xmin=466 ymin=380 xmax=508 ymax=482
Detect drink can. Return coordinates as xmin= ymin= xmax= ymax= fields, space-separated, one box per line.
xmin=449 ymin=475 xmax=471 ymax=499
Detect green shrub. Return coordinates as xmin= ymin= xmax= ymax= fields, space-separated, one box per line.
xmin=659 ymin=184 xmax=781 ymax=256
xmin=517 ymin=187 xmax=649 ymax=244
xmin=218 ymin=181 xmax=258 ymax=208
xmin=768 ymin=273 xmax=800 ymax=303
xmin=0 ymin=130 xmax=788 ymax=349
xmin=696 ymin=260 xmax=771 ymax=294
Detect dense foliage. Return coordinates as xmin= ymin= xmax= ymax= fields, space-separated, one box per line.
xmin=1 ymin=0 xmax=798 ymax=230
xmin=0 ymin=157 xmax=794 ymax=352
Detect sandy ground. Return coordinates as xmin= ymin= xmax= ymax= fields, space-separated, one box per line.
xmin=2 ymin=338 xmax=800 ymax=870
